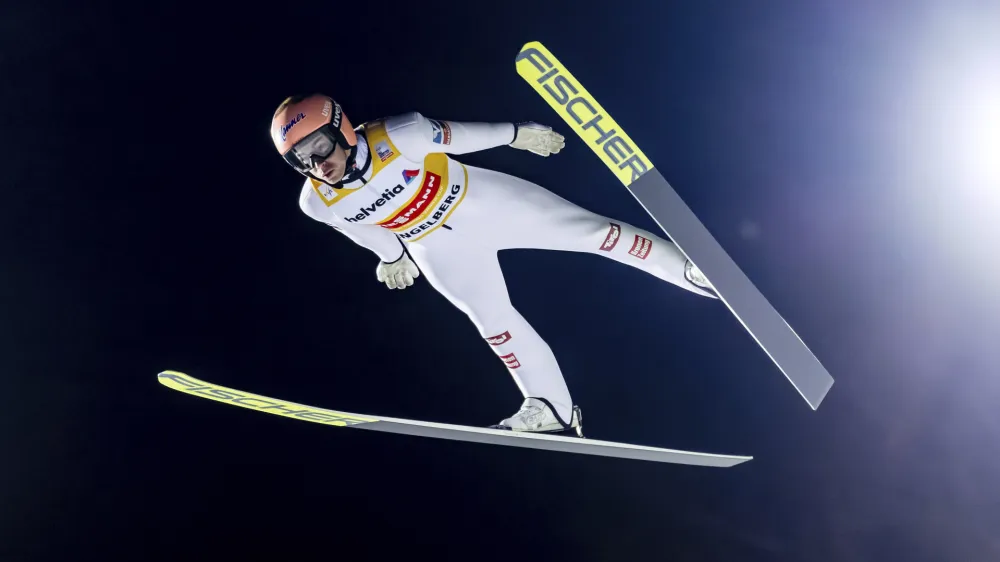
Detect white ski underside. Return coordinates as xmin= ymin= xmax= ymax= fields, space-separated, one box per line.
xmin=514 ymin=40 xmax=834 ymax=409
xmin=627 ymin=170 xmax=835 ymax=409
xmin=158 ymin=371 xmax=751 ymax=468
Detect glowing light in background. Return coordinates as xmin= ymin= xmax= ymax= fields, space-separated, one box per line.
xmin=888 ymin=3 xmax=1000 ymax=302
xmin=953 ymin=76 xmax=1000 ymax=189
xmin=930 ymin=44 xmax=1000 ymax=191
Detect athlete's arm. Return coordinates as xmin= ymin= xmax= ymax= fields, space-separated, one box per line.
xmin=386 ymin=111 xmax=517 ymax=159
xmin=327 ymin=220 xmax=406 ymax=262
xmin=299 ymin=189 xmax=405 ymax=262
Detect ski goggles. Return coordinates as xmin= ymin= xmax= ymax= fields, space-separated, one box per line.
xmin=282 ymin=127 xmax=339 ymax=173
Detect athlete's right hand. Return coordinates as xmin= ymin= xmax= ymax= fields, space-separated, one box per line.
xmin=376 ymin=252 xmax=420 ymax=290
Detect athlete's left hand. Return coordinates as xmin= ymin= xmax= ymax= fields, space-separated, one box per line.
xmin=376 ymin=252 xmax=420 ymax=290
xmin=509 ymin=122 xmax=565 ymax=157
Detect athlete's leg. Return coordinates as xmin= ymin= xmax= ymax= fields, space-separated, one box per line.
xmin=465 ymin=167 xmax=716 ymax=298
xmin=405 ymin=241 xmax=576 ymax=422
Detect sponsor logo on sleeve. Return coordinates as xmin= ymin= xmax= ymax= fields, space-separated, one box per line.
xmin=429 ymin=119 xmax=452 ymax=145
xmin=485 ymin=331 xmax=512 ymax=346
xmin=628 ymin=235 xmax=652 ymax=260
xmin=600 ymin=223 xmax=621 ymax=251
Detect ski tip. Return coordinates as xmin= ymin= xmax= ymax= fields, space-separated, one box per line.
xmin=157 ymin=370 xmax=202 ymax=390
xmin=518 ymin=40 xmax=544 ymax=52
xmin=515 ymin=41 xmax=551 ymax=66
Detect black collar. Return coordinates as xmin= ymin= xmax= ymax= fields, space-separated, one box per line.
xmin=335 ymin=131 xmax=372 ymax=188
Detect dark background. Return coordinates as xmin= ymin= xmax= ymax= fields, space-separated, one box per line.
xmin=4 ymin=0 xmax=999 ymax=560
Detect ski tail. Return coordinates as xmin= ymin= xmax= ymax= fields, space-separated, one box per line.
xmin=515 ymin=41 xmax=833 ymax=409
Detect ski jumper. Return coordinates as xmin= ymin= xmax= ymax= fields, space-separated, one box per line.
xmin=298 ymin=112 xmax=714 ymax=421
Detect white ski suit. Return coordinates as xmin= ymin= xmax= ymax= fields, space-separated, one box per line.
xmin=298 ymin=112 xmax=715 ymax=421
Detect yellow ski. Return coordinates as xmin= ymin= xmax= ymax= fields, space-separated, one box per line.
xmin=159 ymin=370 xmax=751 ymax=467
xmin=515 ymin=41 xmax=834 ymax=409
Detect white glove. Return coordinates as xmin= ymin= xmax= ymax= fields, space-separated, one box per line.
xmin=509 ymin=122 xmax=565 ymax=156
xmin=376 ymin=252 xmax=420 ymax=290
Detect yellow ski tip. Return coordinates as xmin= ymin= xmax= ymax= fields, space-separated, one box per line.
xmin=514 ymin=41 xmax=653 ymax=186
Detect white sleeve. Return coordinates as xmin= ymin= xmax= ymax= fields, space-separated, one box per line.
xmin=299 ymin=186 xmax=405 ymax=263
xmin=385 ymin=111 xmax=517 ymax=161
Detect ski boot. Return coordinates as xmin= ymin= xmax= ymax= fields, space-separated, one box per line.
xmin=490 ymin=397 xmax=584 ymax=438
xmin=684 ymin=259 xmax=718 ymax=298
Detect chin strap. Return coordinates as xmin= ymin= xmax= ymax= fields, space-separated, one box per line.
xmin=312 ymin=133 xmax=372 ymax=188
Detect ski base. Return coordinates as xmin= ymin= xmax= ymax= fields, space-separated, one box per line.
xmin=158 ymin=371 xmax=751 ymax=468
xmin=514 ymin=40 xmax=834 ymax=409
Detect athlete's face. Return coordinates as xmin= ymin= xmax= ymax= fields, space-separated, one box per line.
xmin=312 ymin=144 xmax=348 ymax=183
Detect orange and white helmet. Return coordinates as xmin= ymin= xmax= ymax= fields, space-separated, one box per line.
xmin=270 ymin=93 xmax=358 ymax=180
